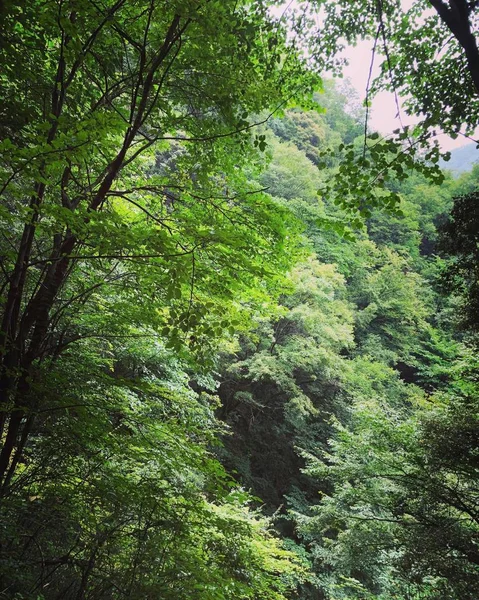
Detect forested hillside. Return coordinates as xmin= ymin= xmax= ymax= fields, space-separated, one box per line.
xmin=0 ymin=1 xmax=478 ymax=600
xmin=217 ymin=86 xmax=479 ymax=600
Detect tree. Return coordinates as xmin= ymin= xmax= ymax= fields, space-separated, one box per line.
xmin=218 ymin=257 xmax=354 ymax=507
xmin=211 ymin=92 xmax=463 ymax=599
xmin=0 ymin=333 xmax=308 ymax=599
xmin=0 ymin=0 xmax=319 ymax=489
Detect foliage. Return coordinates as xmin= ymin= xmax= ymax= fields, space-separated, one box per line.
xmin=1 ymin=3 xmax=478 ymax=598
xmin=215 ymin=78 xmax=465 ymax=600
xmin=0 ymin=337 xmax=307 ymax=599
xmin=439 ymin=190 xmax=479 ymax=333
xmin=301 ymin=0 xmax=479 ymax=221
xmin=299 ymin=353 xmax=479 ymax=600
xmin=0 ymin=0 xmax=321 ymax=485
xmin=0 ymin=1 xmax=323 ymax=597
xmin=218 ymin=257 xmax=354 ymax=506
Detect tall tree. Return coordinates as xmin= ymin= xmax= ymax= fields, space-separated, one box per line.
xmin=0 ymin=0 xmax=318 ymax=489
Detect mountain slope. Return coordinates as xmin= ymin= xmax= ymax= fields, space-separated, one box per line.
xmin=440 ymin=142 xmax=479 ymax=174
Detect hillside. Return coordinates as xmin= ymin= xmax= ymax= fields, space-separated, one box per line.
xmin=440 ymin=142 xmax=479 ymax=174
xmin=1 ymin=4 xmax=479 ymax=600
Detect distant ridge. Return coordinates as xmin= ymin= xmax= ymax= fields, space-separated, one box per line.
xmin=439 ymin=142 xmax=479 ymax=175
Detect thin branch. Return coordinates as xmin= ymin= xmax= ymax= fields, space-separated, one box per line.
xmin=376 ymin=0 xmax=413 ymax=147
xmin=106 ymin=191 xmax=174 ymax=234
xmin=157 ymin=97 xmax=294 ymax=143
xmin=28 ymin=247 xmax=201 ymax=266
xmin=364 ymin=24 xmax=381 ymax=159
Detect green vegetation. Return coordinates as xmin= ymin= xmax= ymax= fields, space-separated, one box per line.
xmin=0 ymin=1 xmax=478 ymax=599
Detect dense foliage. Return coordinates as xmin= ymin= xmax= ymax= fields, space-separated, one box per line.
xmin=215 ymin=83 xmax=479 ymax=600
xmin=1 ymin=1 xmax=478 ymax=600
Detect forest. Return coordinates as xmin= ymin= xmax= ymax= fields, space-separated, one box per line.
xmin=0 ymin=0 xmax=478 ymax=599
